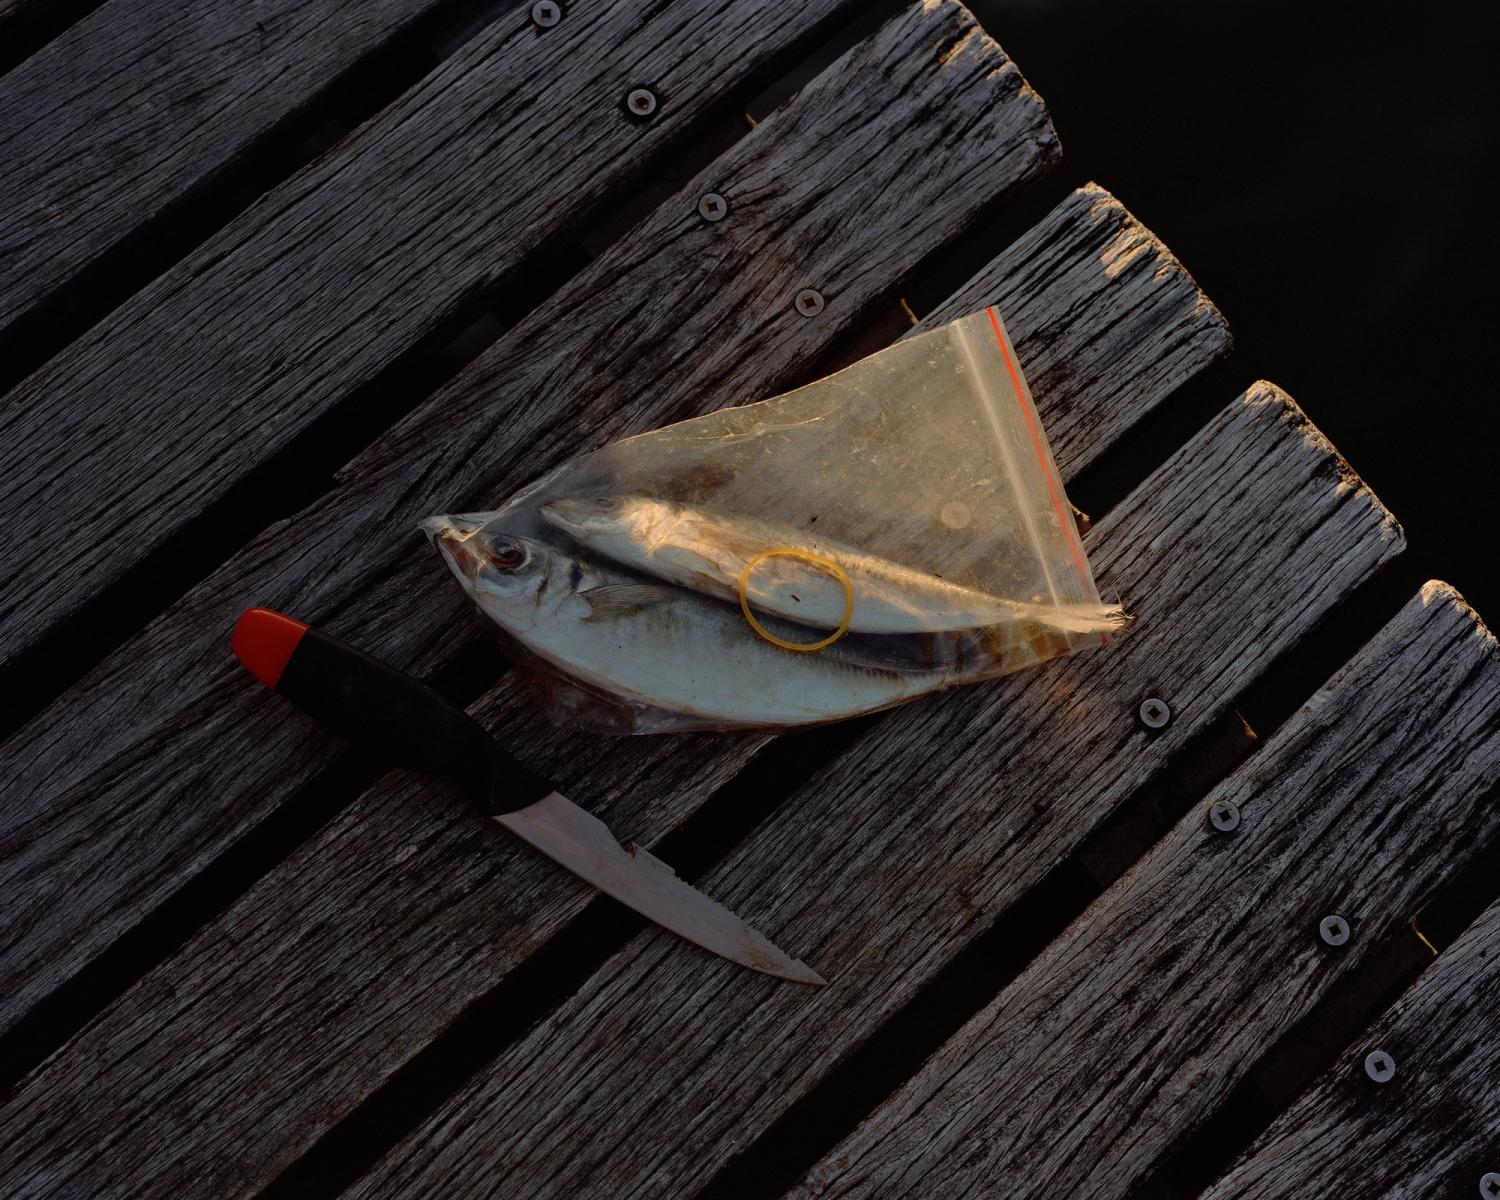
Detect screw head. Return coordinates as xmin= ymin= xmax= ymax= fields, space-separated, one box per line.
xmin=1207 ymin=799 xmax=1241 ymax=832
xmin=1480 ymin=1172 xmax=1500 ymax=1198
xmin=1319 ymin=915 xmax=1351 ymax=946
xmin=530 ymin=0 xmax=560 ymax=27
xmin=1363 ymin=1049 xmax=1396 ymax=1084
xmin=794 ymin=288 xmax=825 ymax=318
xmin=626 ymin=88 xmax=658 ymax=117
xmin=1138 ymin=697 xmax=1171 ymax=730
xmin=698 ymin=192 xmax=727 ymax=222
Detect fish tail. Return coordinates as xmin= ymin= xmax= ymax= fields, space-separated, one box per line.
xmin=1033 ymin=602 xmax=1130 ymax=636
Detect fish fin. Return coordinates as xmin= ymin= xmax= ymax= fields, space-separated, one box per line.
xmin=521 ymin=661 xmax=740 ymax=735
xmin=581 ymin=583 xmax=680 ymax=620
xmin=1032 ymin=602 xmax=1130 ymax=636
xmin=521 ymin=667 xmax=644 ymax=734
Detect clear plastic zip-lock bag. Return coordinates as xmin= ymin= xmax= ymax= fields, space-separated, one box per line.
xmin=425 ymin=307 xmax=1123 ymax=733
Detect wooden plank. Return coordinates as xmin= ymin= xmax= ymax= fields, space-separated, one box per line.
xmin=0 ymin=0 xmax=454 ymax=340
xmin=0 ymin=186 xmax=1228 ymax=1193
xmin=788 ymin=582 xmax=1500 ymax=1198
xmin=0 ymin=0 xmax=1067 ymax=1122
xmin=1201 ymin=888 xmax=1500 ymax=1199
xmin=341 ymin=384 xmax=1404 ymax=1199
xmin=916 ymin=181 xmax=1230 ymax=477
xmin=0 ymin=165 xmax=1223 ymax=1049
xmin=0 ymin=0 xmax=884 ymax=672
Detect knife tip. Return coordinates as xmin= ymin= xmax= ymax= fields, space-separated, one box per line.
xmin=783 ymin=959 xmax=827 ymax=987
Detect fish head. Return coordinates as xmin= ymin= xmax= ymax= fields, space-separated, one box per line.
xmin=422 ymin=516 xmax=578 ymax=631
xmin=540 ymin=493 xmax=655 ymax=550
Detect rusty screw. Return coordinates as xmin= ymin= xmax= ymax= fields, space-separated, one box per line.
xmin=698 ymin=192 xmax=727 ymax=222
xmin=1363 ymin=1050 xmax=1395 ymax=1084
xmin=1138 ymin=697 xmax=1171 ymax=730
xmin=530 ymin=1 xmax=560 ymax=27
xmin=1479 ymin=1173 xmax=1500 ymax=1198
xmin=794 ymin=288 xmax=825 ymax=318
xmin=626 ymin=88 xmax=658 ymax=117
xmin=1207 ymin=799 xmax=1241 ymax=832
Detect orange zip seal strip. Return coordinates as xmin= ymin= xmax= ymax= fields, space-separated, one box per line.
xmin=986 ymin=305 xmax=1106 ymax=646
xmin=737 ymin=548 xmax=854 ymax=652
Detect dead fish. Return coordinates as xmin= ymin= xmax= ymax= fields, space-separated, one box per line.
xmin=423 ymin=521 xmax=950 ymax=730
xmin=541 ymin=494 xmax=1123 ymax=637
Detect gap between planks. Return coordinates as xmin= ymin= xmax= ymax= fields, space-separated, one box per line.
xmin=0 ymin=6 xmax=1088 ymax=1193
xmin=0 ymin=0 xmax=1068 ymax=1038
xmin=0 ymin=0 xmax=883 ymax=674
xmin=0 ymin=0 xmax=1061 ymax=1050
xmin=0 ymin=0 xmax=515 ymax=374
xmin=0 ymin=96 xmax=1232 ymax=1200
xmin=1198 ymin=875 xmax=1500 ymax=1200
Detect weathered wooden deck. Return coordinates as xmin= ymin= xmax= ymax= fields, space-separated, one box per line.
xmin=0 ymin=2 xmax=1495 ymax=1198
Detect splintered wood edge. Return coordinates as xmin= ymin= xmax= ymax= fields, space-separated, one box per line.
xmin=918 ymin=183 xmax=1232 ymax=474
xmin=923 ymin=181 xmax=1229 ymax=337
xmin=1174 ymin=378 xmax=1403 ymax=548
xmin=1252 ymin=378 xmax=1396 ymax=511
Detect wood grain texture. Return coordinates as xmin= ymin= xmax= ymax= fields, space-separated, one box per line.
xmin=0 ymin=170 xmax=1221 ymax=1186
xmin=347 ymin=384 xmax=1403 ymax=1200
xmin=0 ymin=163 xmax=1220 ymax=1052
xmin=791 ymin=582 xmax=1500 ymax=1199
xmin=0 ymin=0 xmax=879 ymax=671
xmin=0 ymin=187 xmax=1230 ymax=1200
xmin=0 ymin=0 xmax=1062 ymax=1045
xmin=0 ymin=0 xmax=447 ymax=337
xmin=1201 ymin=883 xmax=1500 ymax=1200
xmin=0 ymin=9 xmax=1075 ymax=1191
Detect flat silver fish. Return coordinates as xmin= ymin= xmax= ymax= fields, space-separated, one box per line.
xmin=424 ymin=520 xmax=953 ymax=731
xmin=541 ymin=494 xmax=1123 ymax=637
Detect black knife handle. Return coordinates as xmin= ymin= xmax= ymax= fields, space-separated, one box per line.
xmin=232 ymin=608 xmax=551 ymax=815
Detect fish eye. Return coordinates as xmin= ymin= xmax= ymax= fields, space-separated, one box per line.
xmin=590 ymin=496 xmax=618 ymax=511
xmin=486 ymin=543 xmax=527 ymax=570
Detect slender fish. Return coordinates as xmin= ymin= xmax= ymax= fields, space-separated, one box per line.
xmin=541 ymin=494 xmax=1122 ymax=636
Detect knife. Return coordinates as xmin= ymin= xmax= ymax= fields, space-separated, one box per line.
xmin=232 ymin=608 xmax=824 ymax=985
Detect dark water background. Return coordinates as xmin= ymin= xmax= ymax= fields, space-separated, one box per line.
xmin=957 ymin=0 xmax=1499 ymax=625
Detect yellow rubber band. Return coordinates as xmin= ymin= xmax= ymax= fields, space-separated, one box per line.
xmin=737 ymin=547 xmax=854 ymax=653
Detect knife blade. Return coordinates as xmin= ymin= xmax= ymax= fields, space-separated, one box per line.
xmin=231 ymin=607 xmax=823 ymax=985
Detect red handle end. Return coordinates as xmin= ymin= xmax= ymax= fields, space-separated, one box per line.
xmin=233 ymin=608 xmax=308 ymax=689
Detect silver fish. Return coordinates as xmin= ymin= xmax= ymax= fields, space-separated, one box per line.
xmin=424 ymin=521 xmax=950 ymax=730
xmin=541 ymin=494 xmax=1123 ymax=637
